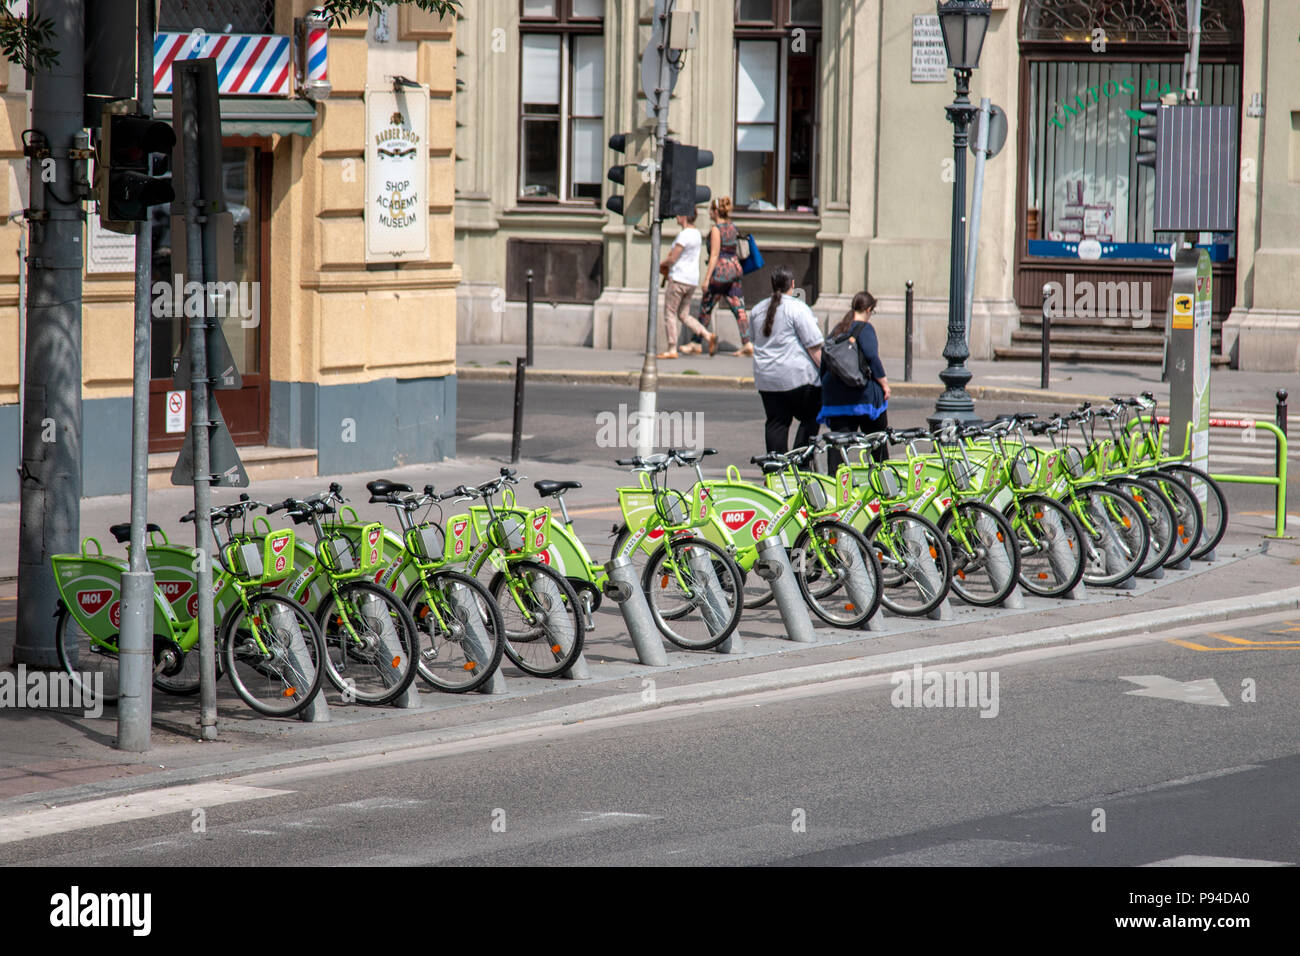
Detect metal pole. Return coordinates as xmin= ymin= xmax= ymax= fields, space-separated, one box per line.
xmin=16 ymin=0 xmax=85 ymax=666
xmin=1277 ymin=389 xmax=1289 ymax=483
xmin=1041 ymin=284 xmax=1051 ymax=390
xmin=753 ymin=537 xmax=816 ymax=643
xmin=525 ymin=268 xmax=535 ymax=367
xmin=1183 ymin=0 xmax=1203 ymax=102
xmin=16 ymin=225 xmax=24 ymax=460
xmin=963 ymin=99 xmax=990 ymax=334
xmin=637 ymin=5 xmax=672 ymax=458
xmin=928 ymin=67 xmax=979 ymax=428
xmin=118 ymin=0 xmax=158 ymax=752
xmin=510 ymin=356 xmax=526 ymax=464
xmin=904 ymin=280 xmax=914 ymax=383
xmin=178 ymin=68 xmax=218 ymax=741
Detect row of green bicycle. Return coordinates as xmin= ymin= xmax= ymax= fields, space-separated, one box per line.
xmin=49 ymin=391 xmax=1227 ymax=715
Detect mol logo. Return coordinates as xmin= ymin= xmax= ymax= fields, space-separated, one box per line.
xmin=721 ymin=509 xmax=756 ymax=532
xmin=271 ymin=536 xmax=289 ymax=555
xmin=158 ymin=580 xmax=193 ymax=604
xmin=75 ymin=589 xmax=113 ymax=617
xmin=750 ymin=518 xmax=769 ymax=541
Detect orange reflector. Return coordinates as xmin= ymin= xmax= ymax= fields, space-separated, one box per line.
xmin=391 ymin=656 xmax=401 ymax=668
xmin=996 ymin=532 xmax=1004 ymax=541
xmin=1122 ymin=516 xmax=1132 ymax=528
xmin=929 ymin=546 xmax=938 ymax=558
xmin=956 ymin=570 xmax=966 ymax=579
xmin=660 ymin=574 xmax=669 ymax=588
xmin=418 ymin=605 xmax=430 ymax=620
xmin=282 ymin=687 xmax=297 ymax=697
xmin=1036 ymin=572 xmax=1049 ymax=579
xmin=844 ymin=604 xmax=856 ymax=612
xmin=462 ymin=662 xmax=477 ymax=670
xmin=252 ymin=616 xmax=262 ymax=627
xmin=550 ymin=644 xmax=562 ymax=653
xmin=1033 ymin=511 xmax=1044 ymax=519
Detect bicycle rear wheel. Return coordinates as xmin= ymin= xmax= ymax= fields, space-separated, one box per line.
xmin=55 ymin=607 xmax=120 ymax=706
xmin=220 ymin=593 xmax=326 ymax=718
xmin=1108 ymin=477 xmax=1175 ymax=576
xmin=405 ymin=571 xmax=505 ymax=693
xmin=641 ymin=536 xmax=743 ymax=650
xmin=1157 ymin=465 xmax=1227 ymax=559
xmin=939 ymin=501 xmax=1021 ymax=607
xmin=317 ymin=580 xmax=421 ymax=705
xmin=864 ymin=510 xmax=953 ymax=616
xmin=1005 ymin=494 xmax=1084 ymax=598
xmin=792 ymin=519 xmax=881 ymax=628
xmin=490 ymin=560 xmax=585 ymax=677
xmin=1074 ymin=486 xmax=1150 ymax=586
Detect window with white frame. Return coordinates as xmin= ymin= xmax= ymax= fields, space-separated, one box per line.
xmin=734 ymin=0 xmax=820 ymax=212
xmin=519 ymin=1 xmax=605 ymax=203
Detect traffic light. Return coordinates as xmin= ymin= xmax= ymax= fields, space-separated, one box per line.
xmin=659 ymin=140 xmax=713 ymax=219
xmin=95 ymin=108 xmax=176 ymax=229
xmin=606 ymin=131 xmax=652 ymax=226
xmin=1134 ymin=99 xmax=1160 ymax=169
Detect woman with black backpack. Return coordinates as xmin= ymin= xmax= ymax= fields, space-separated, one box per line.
xmin=820 ymin=291 xmax=891 ymax=470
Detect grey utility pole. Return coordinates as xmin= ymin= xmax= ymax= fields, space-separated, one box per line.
xmin=116 ymin=0 xmax=157 ymax=752
xmin=636 ymin=3 xmax=673 ymax=458
xmin=15 ymin=0 xmax=85 ymax=667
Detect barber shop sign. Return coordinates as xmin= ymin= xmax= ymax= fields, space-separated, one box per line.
xmin=365 ymin=86 xmax=429 ymax=262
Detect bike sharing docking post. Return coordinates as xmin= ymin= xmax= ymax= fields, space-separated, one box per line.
xmin=1043 ymin=507 xmax=1087 ymax=599
xmin=265 ymin=600 xmax=330 ymax=722
xmin=446 ymin=580 xmax=509 ymax=694
xmin=753 ymin=537 xmax=815 ymax=644
xmin=602 ymin=555 xmax=669 ymax=666
xmin=357 ymin=589 xmax=420 ymax=708
xmin=532 ymin=571 xmax=590 ymax=680
xmin=979 ymin=508 xmax=1026 ymax=607
xmin=685 ymin=545 xmax=744 ymax=654
xmin=1167 ymin=242 xmax=1214 ymax=564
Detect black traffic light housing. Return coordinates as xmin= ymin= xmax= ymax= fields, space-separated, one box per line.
xmin=1134 ymin=99 xmax=1160 ymax=170
xmin=606 ymin=131 xmax=651 ymax=225
xmin=659 ymin=140 xmax=713 ymax=219
xmin=96 ymin=107 xmax=176 ymax=228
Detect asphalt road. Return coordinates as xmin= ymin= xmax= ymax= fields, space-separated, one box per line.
xmin=458 ymin=380 xmax=1297 ymax=524
xmin=5 ymin=610 xmax=1297 ymax=867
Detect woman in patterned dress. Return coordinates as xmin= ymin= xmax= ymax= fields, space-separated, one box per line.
xmin=699 ymin=196 xmax=752 ymax=357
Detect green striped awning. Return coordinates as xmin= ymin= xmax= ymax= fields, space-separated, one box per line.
xmin=151 ymin=97 xmax=317 ymax=137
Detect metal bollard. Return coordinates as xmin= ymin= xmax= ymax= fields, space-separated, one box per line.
xmin=974 ymin=509 xmax=1022 ymax=607
xmin=1277 ymin=389 xmax=1289 ymax=483
xmin=358 ymin=591 xmax=420 ymax=708
xmin=1088 ymin=498 xmax=1137 ymax=590
xmin=753 ymin=537 xmax=816 ymax=643
xmin=904 ymin=280 xmax=914 ymax=383
xmin=1041 ymin=506 xmax=1087 ymax=600
xmin=510 ymin=357 xmax=526 ymax=464
xmin=1041 ymin=284 xmax=1051 ymax=391
xmin=531 ymin=569 xmax=590 ymax=679
xmin=525 ymin=269 xmax=535 ymax=367
xmin=679 ymin=544 xmax=744 ymax=654
xmin=445 ymin=580 xmax=508 ymax=694
xmin=602 ymin=556 xmax=669 ymax=666
xmin=266 ymin=599 xmax=330 ymax=722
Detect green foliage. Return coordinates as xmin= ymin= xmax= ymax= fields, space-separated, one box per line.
xmin=317 ymin=0 xmax=462 ymax=28
xmin=1 ymin=3 xmax=57 ymax=71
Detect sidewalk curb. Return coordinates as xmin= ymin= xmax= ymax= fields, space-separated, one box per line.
xmin=456 ymin=364 xmax=1117 ymax=404
xmin=4 ymin=584 xmax=1297 ymax=817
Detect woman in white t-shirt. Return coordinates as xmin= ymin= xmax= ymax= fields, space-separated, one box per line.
xmin=749 ymin=266 xmax=824 ymax=453
xmin=657 ymin=212 xmax=715 ymax=358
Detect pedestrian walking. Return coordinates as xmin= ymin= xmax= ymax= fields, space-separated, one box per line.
xmin=700 ymin=196 xmax=752 ymax=356
xmin=750 ymin=265 xmax=824 ymax=454
xmin=820 ymin=290 xmax=891 ymax=471
xmin=657 ymin=212 xmax=714 ymax=358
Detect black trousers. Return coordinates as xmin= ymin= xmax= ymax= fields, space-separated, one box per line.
xmin=759 ymin=384 xmax=822 ymax=454
xmin=824 ymin=411 xmax=889 ymax=473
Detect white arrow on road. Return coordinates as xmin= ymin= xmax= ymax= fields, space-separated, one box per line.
xmin=1120 ymin=675 xmax=1230 ymax=707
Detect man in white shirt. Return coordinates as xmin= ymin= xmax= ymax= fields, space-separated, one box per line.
xmin=658 ymin=212 xmax=715 ymax=358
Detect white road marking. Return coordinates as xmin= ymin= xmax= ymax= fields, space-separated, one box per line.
xmin=1119 ymin=675 xmax=1230 ymax=707
xmin=0 ymin=782 xmax=292 ymax=845
xmin=466 ymin=432 xmax=534 ymax=442
xmin=1142 ymin=855 xmax=1292 ymax=867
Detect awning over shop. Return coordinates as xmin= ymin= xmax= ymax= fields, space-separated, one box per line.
xmin=151 ymin=97 xmax=317 ymax=137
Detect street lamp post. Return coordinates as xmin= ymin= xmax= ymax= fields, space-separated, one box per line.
xmin=928 ymin=0 xmax=991 ymax=429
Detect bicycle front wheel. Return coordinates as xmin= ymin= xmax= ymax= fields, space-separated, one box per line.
xmin=865 ymin=510 xmax=953 ymax=616
xmin=792 ymin=519 xmax=881 ymax=628
xmin=405 ymin=570 xmax=505 ymax=693
xmin=1006 ymin=494 xmax=1084 ymax=598
xmin=317 ymin=580 xmax=420 ymax=705
xmin=1108 ymin=478 xmax=1176 ymax=576
xmin=1075 ymin=486 xmax=1150 ymax=586
xmin=939 ymin=501 xmax=1021 ymax=607
xmin=642 ymin=536 xmax=743 ymax=650
xmin=1139 ymin=470 xmax=1201 ymax=567
xmin=55 ymin=607 xmax=120 ymax=706
xmin=1157 ymin=465 xmax=1227 ymax=559
xmin=220 ymin=593 xmax=326 ymax=718
xmin=490 ymin=560 xmax=585 ymax=677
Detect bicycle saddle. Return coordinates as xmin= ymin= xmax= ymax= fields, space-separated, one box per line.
xmin=109 ymin=522 xmax=161 ymax=543
xmin=534 ymin=479 xmax=582 ymax=498
xmin=366 ymin=478 xmax=413 ymax=497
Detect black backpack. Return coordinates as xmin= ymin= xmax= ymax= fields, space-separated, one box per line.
xmin=823 ymin=321 xmax=870 ymax=388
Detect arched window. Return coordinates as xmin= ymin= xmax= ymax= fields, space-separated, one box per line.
xmin=1019 ymin=0 xmax=1243 ymax=257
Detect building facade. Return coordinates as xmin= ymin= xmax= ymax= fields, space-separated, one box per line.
xmin=455 ymin=0 xmax=1299 ymax=373
xmin=0 ymin=0 xmax=460 ymax=503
